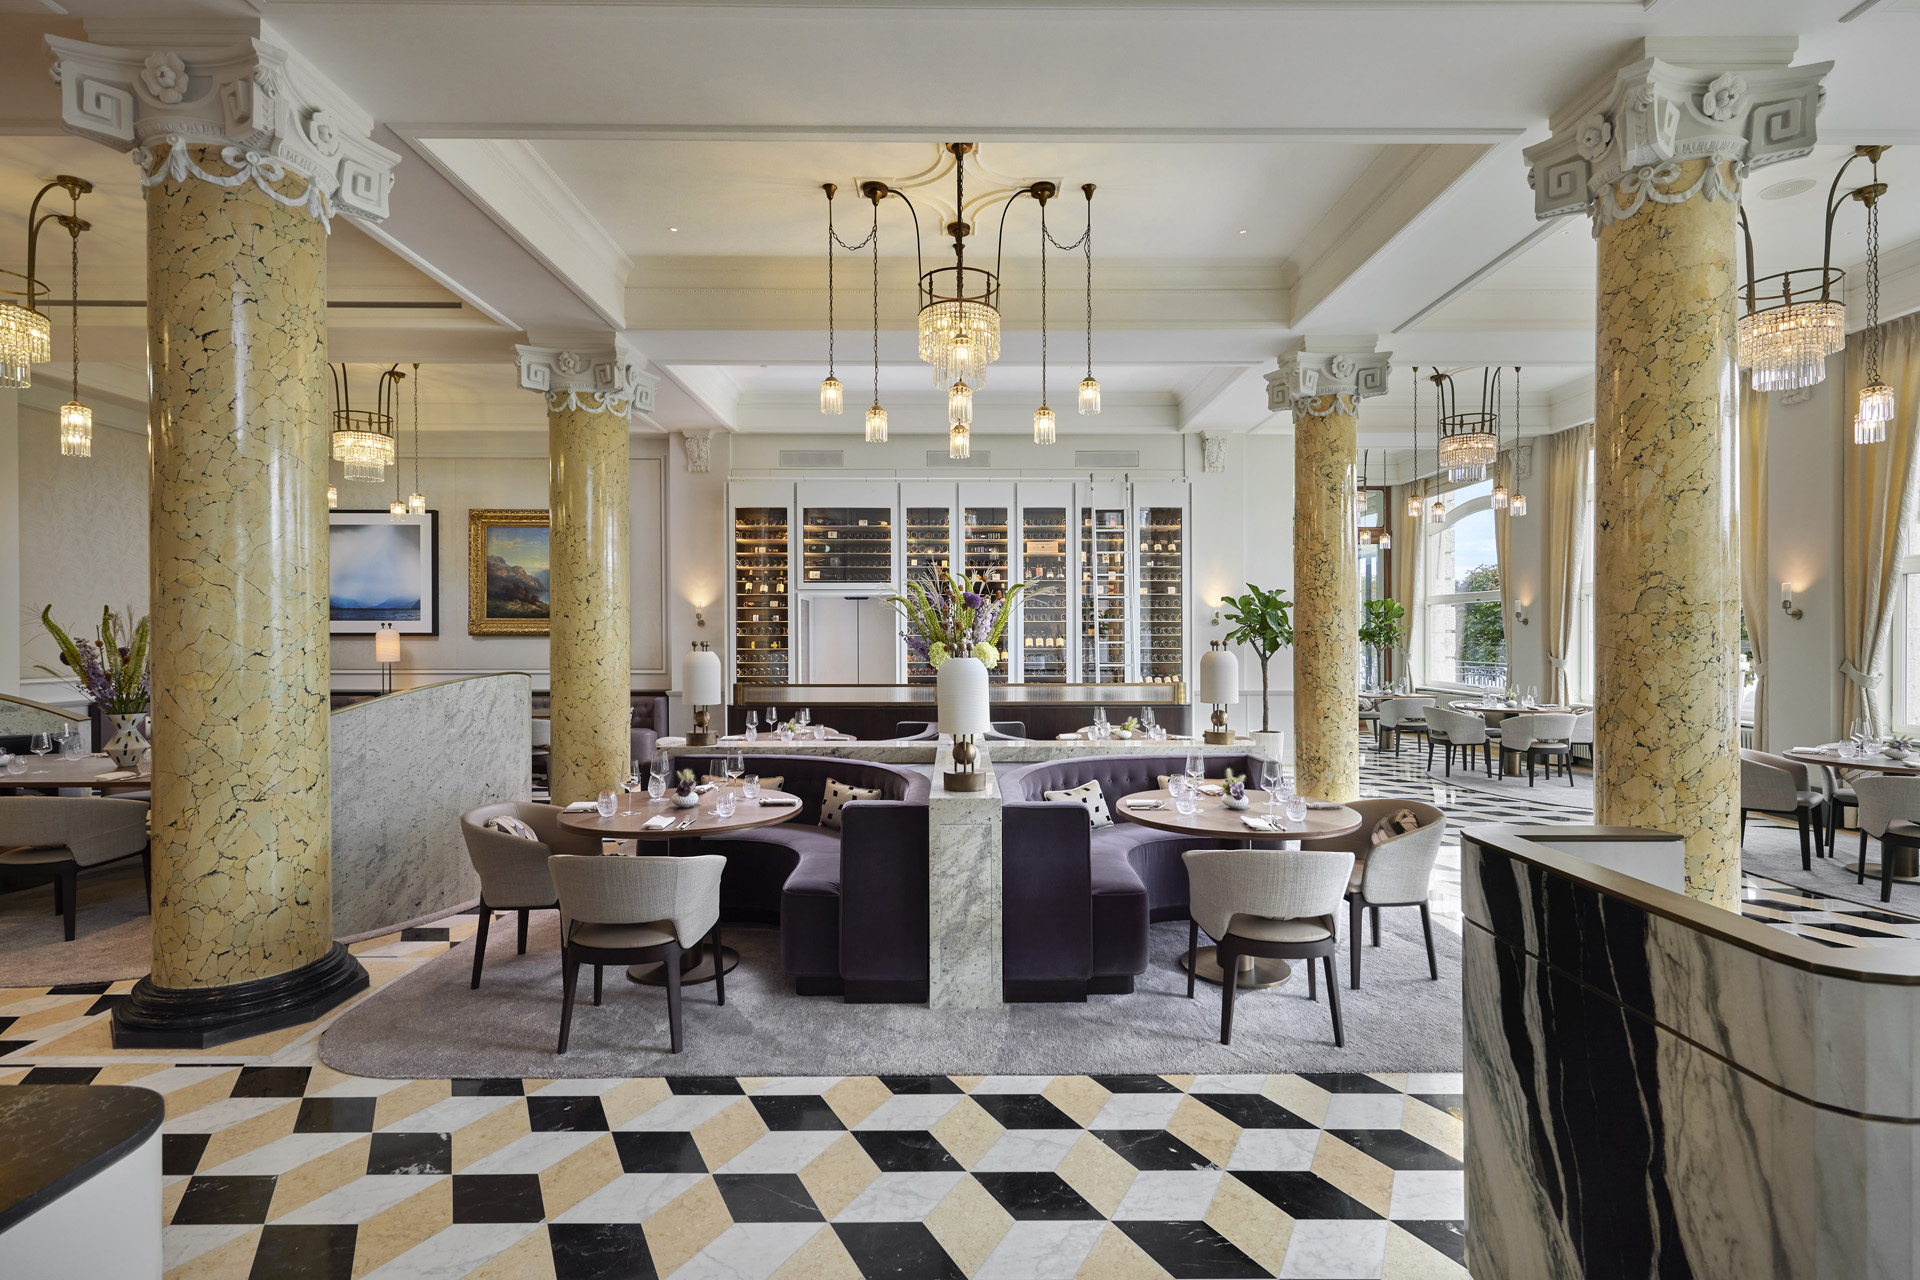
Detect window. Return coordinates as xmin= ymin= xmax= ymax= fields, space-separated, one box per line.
xmin=1572 ymin=453 xmax=1596 ymax=701
xmin=1422 ymin=480 xmax=1504 ymax=689
xmin=1357 ymin=487 xmax=1392 ymax=687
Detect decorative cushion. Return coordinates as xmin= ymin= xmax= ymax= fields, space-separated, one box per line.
xmin=484 ymin=815 xmax=539 ymax=842
xmin=1371 ymin=809 xmax=1423 ymax=846
xmin=702 ymin=774 xmax=784 ymax=791
xmin=1044 ymin=780 xmax=1113 ymax=829
xmin=820 ymin=778 xmax=881 ymax=830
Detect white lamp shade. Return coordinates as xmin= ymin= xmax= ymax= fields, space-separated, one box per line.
xmin=682 ymin=645 xmax=724 ymax=706
xmin=1199 ymin=646 xmax=1240 ymax=704
xmin=373 ymin=627 xmax=401 ymax=664
xmin=936 ymin=656 xmax=991 ymax=736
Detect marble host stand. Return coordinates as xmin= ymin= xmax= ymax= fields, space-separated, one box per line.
xmin=1463 ymin=823 xmax=1920 ymax=1279
xmin=0 ymin=1085 xmax=164 ymax=1279
xmin=329 ymin=673 xmax=532 ymax=938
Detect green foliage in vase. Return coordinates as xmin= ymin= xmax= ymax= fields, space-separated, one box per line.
xmin=1221 ymin=585 xmax=1294 ymax=734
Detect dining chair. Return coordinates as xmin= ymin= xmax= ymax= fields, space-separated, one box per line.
xmin=1423 ymin=707 xmax=1493 ymax=778
xmin=1739 ymin=750 xmax=1828 ymax=872
xmin=460 ymin=802 xmax=603 ymax=989
xmin=1500 ymin=713 xmax=1576 ymax=786
xmin=0 ymin=797 xmax=151 ymax=941
xmin=548 ymin=852 xmax=727 ymax=1054
xmin=1376 ymin=698 xmax=1434 ymax=756
xmin=1181 ymin=846 xmax=1355 ymax=1047
xmin=1850 ymin=775 xmax=1920 ymax=902
xmin=1570 ymin=712 xmax=1594 ymax=765
xmin=1808 ymin=762 xmax=1864 ymax=856
xmin=1301 ymin=798 xmax=1446 ymax=989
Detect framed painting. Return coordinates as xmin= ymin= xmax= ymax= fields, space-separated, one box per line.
xmin=329 ymin=511 xmax=439 ymax=636
xmin=469 ymin=508 xmax=551 ymax=635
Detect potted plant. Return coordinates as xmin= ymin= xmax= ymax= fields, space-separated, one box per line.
xmin=889 ymin=570 xmax=1028 ymax=743
xmin=672 ymin=768 xmax=701 ymax=808
xmin=1886 ymin=737 xmax=1913 ymax=761
xmin=1221 ymin=585 xmax=1294 ymax=760
xmin=36 ymin=605 xmax=150 ymax=768
xmin=1358 ymin=599 xmax=1408 ymax=692
xmin=1221 ymin=768 xmax=1249 ymax=810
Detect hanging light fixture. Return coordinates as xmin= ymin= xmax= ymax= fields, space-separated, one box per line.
xmin=1435 ymin=368 xmax=1500 ymax=482
xmin=0 ymin=175 xmax=88 ymax=390
xmin=406 ymin=363 xmax=427 ymax=513
xmin=1855 ymin=158 xmax=1892 ymax=443
xmin=1407 ymin=367 xmax=1424 ymax=519
xmin=949 ymin=423 xmax=971 ymax=460
xmin=1738 ymin=146 xmax=1888 ymax=392
xmin=389 ymin=364 xmax=409 ymax=520
xmin=819 ymin=184 xmax=844 ymax=414
xmin=1490 ymin=381 xmax=1509 ymax=510
xmin=1074 ymin=182 xmax=1099 ymax=415
xmin=947 ymin=379 xmax=973 ymax=426
xmin=330 ymin=364 xmax=401 ymax=482
xmin=1356 ymin=448 xmax=1369 ymax=497
xmin=57 ymin=199 xmax=92 ymax=457
xmin=1508 ymin=366 xmax=1528 ymax=516
xmin=914 ymin=144 xmax=1003 ymax=388
xmin=1428 ymin=371 xmax=1448 ymax=523
xmin=1034 ymin=184 xmax=1058 ymax=445
xmin=327 ymin=485 xmax=338 ymax=510
xmin=861 ymin=186 xmax=886 ymax=443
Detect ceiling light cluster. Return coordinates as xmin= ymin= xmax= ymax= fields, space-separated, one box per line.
xmin=820 ymin=144 xmax=1099 ymax=454
xmin=2 ymin=175 xmax=93 ymax=460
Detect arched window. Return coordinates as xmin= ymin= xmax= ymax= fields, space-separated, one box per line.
xmin=1423 ymin=480 xmax=1505 ymax=690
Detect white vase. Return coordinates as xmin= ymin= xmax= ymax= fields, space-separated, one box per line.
xmin=104 ymin=712 xmax=149 ymax=770
xmin=936 ymin=656 xmax=990 ymax=737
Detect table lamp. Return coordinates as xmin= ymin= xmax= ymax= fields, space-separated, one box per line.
xmin=683 ymin=640 xmax=723 ymax=746
xmin=374 ymin=623 xmax=401 ymax=695
xmin=1199 ymin=640 xmax=1239 ymax=745
xmin=936 ymin=657 xmax=990 ymax=791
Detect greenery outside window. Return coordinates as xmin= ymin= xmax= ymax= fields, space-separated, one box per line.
xmin=1422 ymin=479 xmax=1504 ymax=690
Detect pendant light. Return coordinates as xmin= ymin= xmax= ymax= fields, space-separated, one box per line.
xmin=1077 ymin=184 xmax=1100 ymax=414
xmin=1856 ymin=167 xmax=1892 ymax=444
xmin=406 ymin=363 xmax=426 ymax=514
xmin=862 ymin=189 xmax=886 ymax=442
xmin=389 ymin=362 xmax=408 ymax=521
xmin=1490 ymin=374 xmax=1509 ymax=510
xmin=0 ymin=176 xmax=88 ymax=389
xmin=327 ymin=485 xmax=338 ymax=510
xmin=57 ymin=205 xmax=91 ymax=457
xmin=1435 ymin=368 xmax=1499 ymax=482
xmin=819 ymin=184 xmax=843 ymax=414
xmin=330 ymin=363 xmax=400 ymax=481
xmin=1427 ymin=371 xmax=1447 ymax=524
xmin=1509 ymin=367 xmax=1527 ymax=516
xmin=1406 ymin=367 xmax=1424 ymax=519
xmin=1034 ymin=187 xmax=1057 ymax=444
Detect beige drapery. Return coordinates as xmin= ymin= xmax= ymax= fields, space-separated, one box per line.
xmin=1841 ymin=313 xmax=1920 ymax=734
xmin=1543 ymin=422 xmax=1593 ymax=706
xmin=1390 ymin=479 xmax=1424 ymax=686
xmin=1495 ymin=451 xmax=1515 ymax=686
xmin=1737 ymin=373 xmax=1769 ymax=748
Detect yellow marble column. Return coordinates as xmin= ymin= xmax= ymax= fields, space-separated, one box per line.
xmin=547 ymin=400 xmax=632 ymax=805
xmin=144 ymin=143 xmax=338 ymax=990
xmin=1591 ymin=159 xmax=1742 ymax=904
xmin=1293 ymin=396 xmax=1362 ymax=802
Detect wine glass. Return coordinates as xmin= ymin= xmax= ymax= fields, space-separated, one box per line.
xmin=1142 ymin=707 xmax=1157 ymax=736
xmin=29 ymin=733 xmax=51 ymax=759
xmin=1184 ymin=753 xmax=1205 ymax=792
xmin=726 ymin=752 xmax=744 ymax=782
xmin=1260 ymin=758 xmax=1282 ymax=816
xmin=798 ymin=707 xmax=811 ymax=730
xmin=745 ymin=710 xmax=759 ymax=743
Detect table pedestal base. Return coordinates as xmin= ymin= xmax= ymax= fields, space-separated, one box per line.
xmin=1844 ymin=855 xmax=1920 ymax=885
xmin=1180 ymin=946 xmax=1292 ymax=989
xmin=627 ymin=946 xmax=739 ymax=987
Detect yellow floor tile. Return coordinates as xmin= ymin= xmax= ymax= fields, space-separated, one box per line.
xmin=1165 ymin=1096 xmax=1241 ymax=1168
xmin=539 ymin=1134 xmax=624 ymax=1219
xmin=599 ymin=1076 xmax=672 ymax=1128
xmin=372 ymin=1078 xmax=453 ymax=1129
xmin=738 ymin=1075 xmax=774 ymax=1093
xmin=1205 ymin=1173 xmax=1294 ymax=1276
xmin=822 ymin=1075 xmax=892 ymax=1129
xmin=692 ymin=1097 xmax=770 ymax=1171
xmin=92 ymin=1063 xmax=171 ymax=1086
xmin=1311 ymin=1131 xmax=1394 ymax=1217
xmin=160 ymin=1069 xmax=243 ymax=1123
xmin=924 ymin=1172 xmax=1012 ymax=1275
xmin=165 ymin=1226 xmax=262 ymax=1280
xmin=1055 ymin=1133 xmax=1137 ymax=1218
xmin=197 ymin=1099 xmax=302 ymax=1170
xmin=930 ymin=1095 xmax=1005 ymax=1170
xmin=1401 ymin=1096 xmax=1464 ymax=1162
xmin=462 ymin=1225 xmax=557 ymax=1280
xmin=1384 ymin=1222 xmax=1471 ymax=1278
xmin=351 ymin=1178 xmax=454 ymax=1279
xmin=1261 ymin=1074 xmax=1332 ymax=1127
xmin=642 ymin=1176 xmax=732 ymax=1276
xmin=452 ymin=1099 xmax=533 ymax=1171
xmin=798 ymin=1133 xmax=880 ymax=1220
xmin=1074 ymin=1223 xmax=1172 ymax=1279
xmin=949 ymin=1075 xmax=985 ymax=1092
xmin=268 ymin=1136 xmax=373 ymax=1219
xmin=1042 ymin=1076 xmax=1112 ymax=1128
xmin=768 ymin=1224 xmax=862 ymax=1280
xmin=1159 ymin=1074 xmax=1196 ymax=1092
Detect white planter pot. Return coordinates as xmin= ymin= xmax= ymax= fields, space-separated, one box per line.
xmin=1251 ymin=730 xmax=1285 ymax=762
xmin=935 ymin=656 xmax=990 ymax=737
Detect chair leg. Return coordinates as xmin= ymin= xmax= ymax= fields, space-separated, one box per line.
xmin=60 ymin=865 xmax=76 ymax=942
xmin=1371 ymin=906 xmax=1381 ymax=947
xmin=1427 ymin=737 xmax=1435 ymax=772
xmin=1445 ymin=743 xmax=1454 ymax=777
xmin=1885 ymin=840 xmax=1899 ymax=904
xmin=1421 ymin=902 xmax=1438 ymax=980
xmin=470 ymin=901 xmax=492 ymax=990
xmin=593 ymin=964 xmax=603 ymax=1007
xmin=1528 ymin=753 xmax=1536 ymax=786
xmin=1566 ymin=753 xmax=1575 ymax=787
xmin=1307 ymin=954 xmax=1317 ymax=1001
xmin=50 ymin=873 xmax=63 ymax=916
xmin=1740 ymin=809 xmax=1748 ymax=844
xmin=1798 ymin=809 xmax=1812 ymax=872
xmin=712 ymin=924 xmax=726 ymax=1007
xmin=665 ymin=941 xmax=685 ymax=1054
xmin=1324 ymin=955 xmax=1345 ymax=1048
xmin=1861 ymin=829 xmax=1870 ymax=885
xmin=517 ymin=908 xmax=530 ymax=955
xmin=1349 ymin=897 xmax=1363 ymax=990
xmin=557 ymin=950 xmax=579 ymax=1054
xmin=1219 ymin=946 xmax=1238 ymax=1046
xmin=1186 ymin=919 xmax=1199 ymax=999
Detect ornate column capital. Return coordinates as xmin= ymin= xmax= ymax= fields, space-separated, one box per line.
xmin=516 ymin=343 xmax=657 ymax=417
xmin=1265 ymin=350 xmax=1392 ymax=418
xmin=1523 ymin=55 xmax=1832 ymax=234
xmin=45 ymin=34 xmax=400 ymax=230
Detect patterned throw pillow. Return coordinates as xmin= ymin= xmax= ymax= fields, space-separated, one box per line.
xmin=1371 ymin=809 xmax=1423 ymax=846
xmin=820 ymin=778 xmax=881 ymax=830
xmin=1044 ymin=780 xmax=1113 ymax=829
xmin=484 ymin=815 xmax=539 ymax=842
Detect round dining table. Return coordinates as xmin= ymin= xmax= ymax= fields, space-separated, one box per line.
xmin=1117 ymin=788 xmax=1361 ymax=990
xmin=1783 ymin=746 xmax=1920 ymax=885
xmin=561 ymin=786 xmax=802 ymax=986
xmin=1448 ymin=701 xmax=1580 ymax=724
xmin=0 ymin=753 xmax=151 ymax=793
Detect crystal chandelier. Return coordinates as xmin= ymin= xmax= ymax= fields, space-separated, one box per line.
xmin=57 ymin=201 xmax=92 ymax=457
xmin=1507 ymin=366 xmax=1529 ymax=516
xmin=949 ymin=423 xmax=971 ymax=460
xmin=0 ymin=175 xmax=88 ymax=389
xmin=1737 ymin=146 xmax=1889 ymax=392
xmin=330 ymin=364 xmax=401 ymax=483
xmin=1434 ymin=368 xmax=1501 ymax=482
xmin=1854 ymin=155 xmax=1892 ymax=444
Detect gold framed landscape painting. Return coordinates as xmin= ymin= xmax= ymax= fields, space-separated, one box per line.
xmin=468 ymin=509 xmax=551 ymax=635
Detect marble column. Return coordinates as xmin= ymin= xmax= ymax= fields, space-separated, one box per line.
xmin=1267 ymin=351 xmax=1391 ymax=803
xmin=516 ymin=346 xmax=656 ymax=805
xmin=46 ymin=36 xmax=400 ymax=1044
xmin=1524 ymin=54 xmax=1830 ymax=906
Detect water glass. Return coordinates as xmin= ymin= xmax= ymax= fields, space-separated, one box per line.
xmin=29 ymin=733 xmax=51 ymax=758
xmin=61 ymin=733 xmax=84 ymax=760
xmin=1285 ymin=794 xmax=1308 ymax=824
xmin=4 ymin=752 xmax=25 ymax=775
xmin=745 ymin=710 xmax=759 ymax=743
xmin=1175 ymin=783 xmax=1199 ymax=817
xmin=778 ymin=723 xmax=794 ymax=742
xmin=648 ymin=767 xmax=667 ymax=802
xmin=714 ymin=788 xmax=737 ymax=819
xmin=596 ymin=789 xmax=619 ymax=818
xmin=812 ymin=724 xmax=827 ymax=741
xmin=743 ymin=774 xmax=761 ymax=801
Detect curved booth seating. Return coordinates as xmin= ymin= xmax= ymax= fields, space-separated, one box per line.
xmin=672 ymin=754 xmax=930 ymax=1002
xmin=999 ymin=752 xmax=1269 ymax=1002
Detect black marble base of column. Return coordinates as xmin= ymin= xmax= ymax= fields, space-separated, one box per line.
xmin=110 ymin=943 xmax=370 ymax=1050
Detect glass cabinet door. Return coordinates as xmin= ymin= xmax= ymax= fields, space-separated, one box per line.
xmin=1019 ymin=507 xmax=1068 ymax=683
xmin=1138 ymin=505 xmax=1184 ymax=685
xmin=965 ymin=506 xmax=1012 ymax=681
xmin=801 ymin=507 xmax=892 ymax=585
xmin=734 ymin=507 xmax=790 ymax=685
xmin=1081 ymin=506 xmax=1129 ymax=683
xmin=902 ymin=506 xmax=951 ymax=685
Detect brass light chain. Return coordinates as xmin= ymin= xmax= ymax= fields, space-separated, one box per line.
xmin=68 ymin=208 xmax=79 ymax=403
xmin=412 ymin=362 xmax=422 ymax=498
xmin=871 ymin=201 xmax=881 ymax=407
xmin=1866 ymin=195 xmax=1883 ymax=385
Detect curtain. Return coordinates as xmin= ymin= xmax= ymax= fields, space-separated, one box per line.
xmin=1842 ymin=313 xmax=1920 ymax=734
xmin=1390 ymin=479 xmax=1423 ymax=687
xmin=1737 ymin=372 xmax=1769 ymax=748
xmin=1543 ymin=422 xmax=1593 ymax=706
xmin=1495 ymin=450 xmax=1514 ymax=689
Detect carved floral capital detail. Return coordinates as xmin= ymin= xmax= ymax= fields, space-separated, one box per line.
xmin=1265 ymin=351 xmax=1392 ymax=417
xmin=516 ymin=344 xmax=656 ymax=418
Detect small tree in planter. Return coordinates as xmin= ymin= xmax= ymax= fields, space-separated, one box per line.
xmin=1358 ymin=599 xmax=1408 ymax=690
xmin=1220 ymin=585 xmax=1294 ymax=736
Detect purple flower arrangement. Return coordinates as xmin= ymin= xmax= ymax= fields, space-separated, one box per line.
xmin=36 ymin=605 xmax=151 ymax=715
xmin=889 ymin=570 xmax=1029 ymax=672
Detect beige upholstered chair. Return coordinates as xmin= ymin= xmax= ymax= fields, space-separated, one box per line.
xmin=1423 ymin=707 xmax=1493 ymax=777
xmin=1182 ymin=847 xmax=1355 ymax=1047
xmin=460 ymin=801 xmax=603 ymax=988
xmin=1500 ymin=713 xmax=1576 ymax=785
xmin=1376 ymin=698 xmax=1434 ymax=755
xmin=1739 ymin=749 xmax=1828 ymax=872
xmin=548 ymin=853 xmax=727 ymax=1055
xmin=1302 ymin=798 xmax=1446 ymax=989
xmin=1850 ymin=775 xmax=1920 ymax=902
xmin=0 ymin=797 xmax=150 ymax=941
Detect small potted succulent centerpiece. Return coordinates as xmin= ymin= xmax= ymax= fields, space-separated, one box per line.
xmin=672 ymin=768 xmax=701 ymax=808
xmin=1115 ymin=716 xmax=1139 ymax=740
xmin=37 ymin=605 xmax=151 ymax=769
xmin=1886 ymin=737 xmax=1914 ymax=761
xmin=1221 ymin=768 xmax=1250 ymax=810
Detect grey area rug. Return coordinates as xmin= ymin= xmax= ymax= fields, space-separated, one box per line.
xmin=0 ymin=860 xmax=152 ymax=987
xmin=1419 ymin=759 xmax=1592 ymax=803
xmin=1740 ymin=815 xmax=1920 ymax=913
xmin=321 ymin=910 xmax=1463 ymax=1079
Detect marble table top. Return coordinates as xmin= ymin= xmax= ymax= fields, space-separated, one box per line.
xmin=559 ymin=788 xmax=803 ymax=838
xmin=0 ymin=1084 xmax=164 ymax=1233
xmin=0 ymin=753 xmax=150 ymax=791
xmin=1116 ymin=789 xmax=1361 ymax=841
xmin=1785 ymin=745 xmax=1920 ymax=776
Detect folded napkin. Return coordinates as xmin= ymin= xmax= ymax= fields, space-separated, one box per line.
xmin=1197 ymin=784 xmax=1224 ymax=797
xmin=96 ymin=770 xmax=138 ymax=782
xmin=640 ymin=814 xmax=675 ymax=831
xmin=1125 ymin=799 xmax=1164 ymax=810
xmin=1304 ymin=799 xmax=1343 ymax=810
xmin=1241 ymin=814 xmax=1280 ymax=832
xmin=694 ymin=783 xmax=718 ymax=793
xmin=759 ymin=797 xmax=799 ymax=807
xmin=1056 ymin=733 xmax=1083 ymax=741
xmin=563 ymin=801 xmax=599 ymax=813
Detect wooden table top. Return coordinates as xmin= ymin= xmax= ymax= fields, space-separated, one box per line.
xmin=559 ymin=787 xmax=804 ymax=838
xmin=0 ymin=754 xmax=150 ymax=792
xmin=1449 ymin=702 xmax=1580 ymax=720
xmin=1784 ymin=746 xmax=1920 ymax=777
xmin=1115 ymin=789 xmax=1361 ymax=841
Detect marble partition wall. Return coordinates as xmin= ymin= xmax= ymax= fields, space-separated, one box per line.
xmin=1463 ymin=825 xmax=1920 ymax=1279
xmin=547 ymin=403 xmax=631 ymax=806
xmin=1292 ymin=397 xmax=1360 ymax=802
xmin=928 ymin=743 xmax=1002 ymax=1010
xmin=329 ymin=673 xmax=531 ymax=938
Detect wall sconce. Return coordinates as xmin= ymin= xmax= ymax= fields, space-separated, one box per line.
xmin=695 ymin=610 xmax=707 ymax=629
xmin=1781 ymin=583 xmax=1803 ymax=620
xmin=1512 ymin=606 xmax=1529 ymax=627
